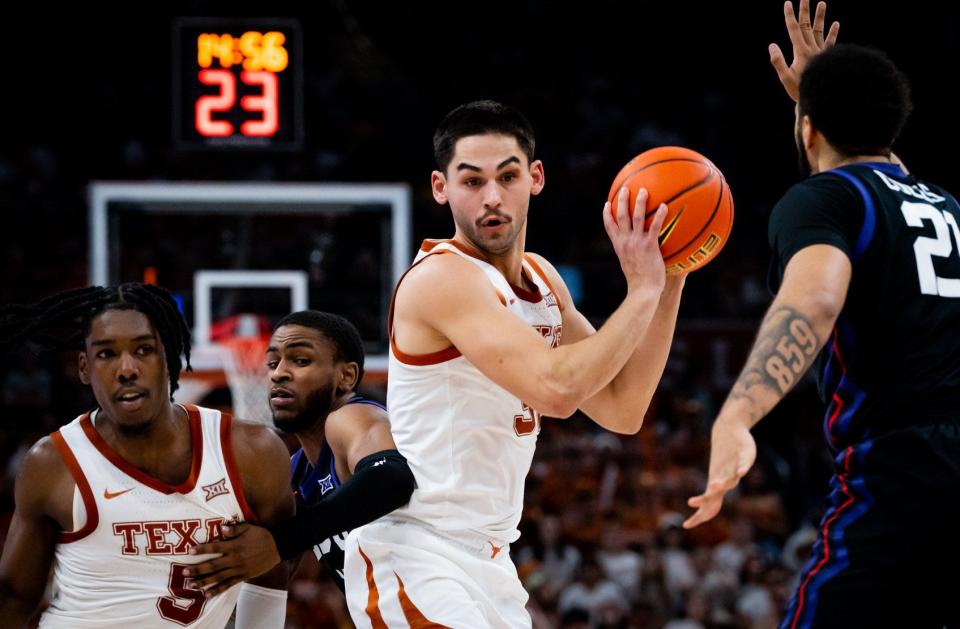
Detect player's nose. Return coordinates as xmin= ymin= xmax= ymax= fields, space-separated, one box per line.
xmin=117 ymin=351 xmax=139 ymax=380
xmin=269 ymin=361 xmax=290 ymax=381
xmin=482 ymin=180 xmax=503 ymax=208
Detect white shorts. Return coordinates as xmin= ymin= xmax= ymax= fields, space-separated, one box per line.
xmin=344 ymin=518 xmax=531 ymax=629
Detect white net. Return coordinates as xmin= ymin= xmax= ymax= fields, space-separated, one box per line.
xmin=219 ymin=336 xmax=271 ymax=424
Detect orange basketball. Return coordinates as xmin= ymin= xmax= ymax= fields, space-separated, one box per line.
xmin=608 ymin=146 xmax=733 ymax=274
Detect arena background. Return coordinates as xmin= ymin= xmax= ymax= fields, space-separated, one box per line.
xmin=2 ymin=2 xmax=957 ymax=627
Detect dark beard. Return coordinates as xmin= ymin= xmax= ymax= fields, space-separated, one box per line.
xmin=272 ymin=382 xmax=336 ymax=434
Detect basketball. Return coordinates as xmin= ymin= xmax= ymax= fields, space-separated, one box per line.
xmin=608 ymin=146 xmax=734 ymax=274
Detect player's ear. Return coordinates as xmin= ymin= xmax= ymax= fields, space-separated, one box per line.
xmin=337 ymin=362 xmax=360 ymax=395
xmin=529 ymin=159 xmax=545 ymax=196
xmin=431 ymin=170 xmax=449 ymax=205
xmin=801 ymin=115 xmax=815 ymax=150
xmin=78 ymin=351 xmax=90 ymax=385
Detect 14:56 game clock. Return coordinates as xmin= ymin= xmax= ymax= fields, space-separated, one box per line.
xmin=173 ymin=18 xmax=303 ymax=150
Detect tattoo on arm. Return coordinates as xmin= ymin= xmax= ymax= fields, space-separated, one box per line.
xmin=727 ymin=305 xmax=823 ymax=421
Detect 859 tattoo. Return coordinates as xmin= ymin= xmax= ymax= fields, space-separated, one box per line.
xmin=765 ymin=316 xmax=818 ymax=391
xmin=731 ymin=306 xmax=822 ymax=406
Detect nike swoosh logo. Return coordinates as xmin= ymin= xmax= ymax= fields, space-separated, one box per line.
xmin=658 ymin=205 xmax=686 ymax=246
xmin=104 ymin=487 xmax=134 ymax=499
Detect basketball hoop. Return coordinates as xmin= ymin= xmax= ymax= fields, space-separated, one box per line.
xmin=219 ymin=335 xmax=271 ymax=425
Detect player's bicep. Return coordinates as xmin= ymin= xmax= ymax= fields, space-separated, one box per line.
xmin=772 ymin=244 xmax=851 ymax=355
xmin=0 ymin=509 xmax=58 ymax=606
xmin=441 ymin=300 xmax=563 ymax=403
xmin=326 ymin=405 xmax=397 ymax=474
xmin=0 ymin=441 xmax=63 ymax=610
xmin=557 ymin=303 xmax=596 ymax=346
xmin=409 ymin=259 xmax=559 ymax=396
xmin=780 ymin=244 xmax=852 ymax=311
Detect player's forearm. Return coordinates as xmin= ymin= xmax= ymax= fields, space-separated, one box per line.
xmin=583 ymin=277 xmax=684 ymax=433
xmin=546 ymin=285 xmax=662 ymax=415
xmin=270 ymin=450 xmax=415 ymax=561
xmin=0 ymin=518 xmax=57 ymax=627
xmin=247 ymin=560 xmax=289 ymax=590
xmin=0 ymin=583 xmax=40 ymax=627
xmin=718 ymin=294 xmax=836 ymax=429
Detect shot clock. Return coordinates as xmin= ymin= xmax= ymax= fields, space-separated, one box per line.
xmin=173 ymin=19 xmax=303 ymax=150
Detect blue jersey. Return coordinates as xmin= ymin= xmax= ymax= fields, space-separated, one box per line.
xmin=289 ymin=395 xmax=387 ymax=591
xmin=769 ymin=163 xmax=960 ymax=450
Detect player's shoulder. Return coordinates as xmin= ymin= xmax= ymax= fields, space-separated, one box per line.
xmin=786 ymin=171 xmax=860 ymax=199
xmin=772 ymin=173 xmax=861 ymax=220
xmin=226 ymin=416 xmax=290 ymax=479
xmin=229 ymin=417 xmax=285 ymax=450
xmin=405 ymin=248 xmax=486 ymax=285
xmin=326 ymin=398 xmax=388 ymax=443
xmin=329 ymin=397 xmax=388 ymax=428
xmin=21 ymin=434 xmax=68 ymax=474
xmin=399 ymin=248 xmax=499 ymax=308
xmin=15 ymin=434 xmax=73 ymax=511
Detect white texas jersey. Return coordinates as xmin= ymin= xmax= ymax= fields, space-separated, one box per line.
xmin=41 ymin=404 xmax=256 ymax=628
xmin=387 ymin=239 xmax=564 ymax=542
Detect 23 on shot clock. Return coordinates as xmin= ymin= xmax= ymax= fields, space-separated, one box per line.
xmin=173 ymin=18 xmax=303 ymax=150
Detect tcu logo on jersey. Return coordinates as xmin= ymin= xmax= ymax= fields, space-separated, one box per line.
xmin=317 ymin=474 xmax=336 ymax=495
xmin=113 ymin=517 xmax=229 ymax=555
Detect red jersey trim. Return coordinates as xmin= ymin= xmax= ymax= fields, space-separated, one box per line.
xmin=219 ymin=412 xmax=258 ymax=524
xmin=419 ymin=238 xmax=486 ymax=262
xmin=510 ymin=266 xmax=543 ymax=304
xmin=80 ymin=405 xmax=203 ymax=495
xmin=51 ymin=428 xmax=100 ymax=543
xmin=523 ymin=254 xmax=564 ymax=312
xmin=420 ymin=240 xmax=544 ymax=304
xmin=387 ymin=249 xmax=463 ymax=366
xmin=390 ymin=340 xmax=463 ymax=365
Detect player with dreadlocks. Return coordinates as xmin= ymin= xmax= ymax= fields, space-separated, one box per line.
xmin=0 ymin=283 xmax=294 ymax=628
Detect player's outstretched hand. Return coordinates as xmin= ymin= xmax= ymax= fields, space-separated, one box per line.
xmin=183 ymin=522 xmax=281 ymax=596
xmin=603 ymin=186 xmax=667 ymax=296
xmin=683 ymin=417 xmax=756 ymax=529
xmin=769 ymin=0 xmax=840 ymax=102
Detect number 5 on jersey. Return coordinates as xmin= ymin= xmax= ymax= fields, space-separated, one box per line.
xmin=158 ymin=562 xmax=206 ymax=624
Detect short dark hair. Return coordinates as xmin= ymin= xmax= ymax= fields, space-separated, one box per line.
xmin=0 ymin=283 xmax=192 ymax=397
xmin=799 ymin=44 xmax=912 ymax=157
xmin=433 ymin=100 xmax=536 ymax=173
xmin=273 ymin=311 xmax=365 ymax=389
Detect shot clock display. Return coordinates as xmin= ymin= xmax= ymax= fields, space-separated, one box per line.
xmin=174 ymin=19 xmax=303 ymax=150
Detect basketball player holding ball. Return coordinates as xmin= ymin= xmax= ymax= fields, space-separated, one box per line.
xmin=342 ymin=100 xmax=689 ymax=628
xmin=685 ymin=2 xmax=960 ymax=627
